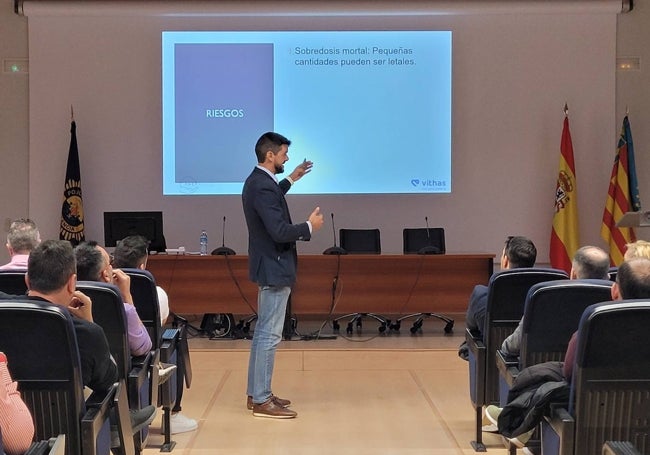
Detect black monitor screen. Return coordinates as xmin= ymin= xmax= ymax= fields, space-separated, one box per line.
xmin=103 ymin=211 xmax=167 ymax=252
xmin=339 ymin=229 xmax=381 ymax=254
xmin=403 ymin=228 xmax=445 ymax=254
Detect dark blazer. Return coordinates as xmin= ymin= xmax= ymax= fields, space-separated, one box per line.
xmin=242 ymin=167 xmax=311 ymax=287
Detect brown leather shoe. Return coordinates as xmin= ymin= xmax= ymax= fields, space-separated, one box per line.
xmin=252 ymin=398 xmax=297 ymax=419
xmin=247 ymin=394 xmax=291 ymax=410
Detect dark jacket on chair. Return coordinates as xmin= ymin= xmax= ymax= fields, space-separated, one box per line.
xmin=498 ymin=361 xmax=569 ymax=438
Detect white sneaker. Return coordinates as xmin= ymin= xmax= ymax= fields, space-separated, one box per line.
xmin=169 ymin=413 xmax=197 ymax=434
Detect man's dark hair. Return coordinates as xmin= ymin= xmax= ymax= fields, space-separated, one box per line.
xmin=504 ymin=236 xmax=537 ymax=268
xmin=616 ymin=258 xmax=650 ymax=299
xmin=112 ymin=235 xmax=149 ymax=268
xmin=254 ymin=132 xmax=291 ymax=163
xmin=27 ymin=239 xmax=76 ymax=293
xmin=572 ymin=245 xmax=610 ymax=279
xmin=74 ymin=240 xmax=104 ymax=281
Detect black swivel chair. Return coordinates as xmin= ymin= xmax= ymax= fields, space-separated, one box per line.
xmin=390 ymin=227 xmax=454 ymax=334
xmin=541 ymin=300 xmax=650 ymax=455
xmin=331 ymin=229 xmax=389 ymax=334
xmin=0 ymin=299 xmax=134 ymax=455
xmin=466 ymin=267 xmax=569 ymax=452
xmin=0 ymin=269 xmax=28 ymax=295
xmin=76 ymin=281 xmax=153 ymax=454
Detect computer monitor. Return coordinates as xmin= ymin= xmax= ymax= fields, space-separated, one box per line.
xmin=339 ymin=229 xmax=381 ymax=254
xmin=403 ymin=228 xmax=445 ymax=254
xmin=103 ymin=211 xmax=167 ymax=252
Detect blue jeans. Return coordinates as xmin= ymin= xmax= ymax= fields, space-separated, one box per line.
xmin=247 ymin=285 xmax=291 ymax=404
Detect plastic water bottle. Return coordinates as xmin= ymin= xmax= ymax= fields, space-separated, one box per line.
xmin=199 ymin=230 xmax=208 ymax=255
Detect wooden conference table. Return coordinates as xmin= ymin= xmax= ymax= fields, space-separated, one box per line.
xmin=147 ymin=253 xmax=494 ymax=316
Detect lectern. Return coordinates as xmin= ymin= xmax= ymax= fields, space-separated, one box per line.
xmin=616 ymin=210 xmax=650 ymax=227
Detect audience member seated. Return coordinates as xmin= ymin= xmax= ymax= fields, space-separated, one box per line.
xmin=485 ymin=257 xmax=650 ymax=450
xmin=74 ymin=241 xmax=153 ymax=358
xmin=624 ymin=239 xmax=650 ymax=260
xmin=111 ymin=235 xmax=169 ymax=325
xmin=0 ymin=219 xmax=40 ymax=270
xmin=111 ymin=235 xmax=198 ymax=435
xmin=25 ymin=240 xmax=156 ymax=440
xmin=458 ymin=236 xmax=537 ymax=359
xmin=500 ymin=245 xmax=610 ymax=357
xmin=0 ymin=352 xmax=34 ymax=455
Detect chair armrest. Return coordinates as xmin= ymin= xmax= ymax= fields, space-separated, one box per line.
xmin=129 ymin=351 xmax=152 ymax=387
xmin=148 ymin=348 xmax=160 ymax=407
xmin=465 ymin=328 xmax=484 ymax=355
xmin=81 ymin=384 xmax=117 ymax=455
xmin=128 ymin=350 xmax=153 ymax=411
xmin=112 ymin=380 xmax=136 ymax=455
xmin=46 ymin=435 xmax=66 ymax=455
xmin=159 ymin=328 xmax=179 ymax=363
xmin=496 ymin=349 xmax=520 ymax=388
xmin=602 ymin=441 xmax=644 ymax=455
xmin=543 ymin=405 xmax=574 ymax=455
xmin=466 ymin=328 xmax=487 ymax=406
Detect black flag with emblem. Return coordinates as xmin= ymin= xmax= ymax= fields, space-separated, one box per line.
xmin=60 ymin=120 xmax=85 ymax=245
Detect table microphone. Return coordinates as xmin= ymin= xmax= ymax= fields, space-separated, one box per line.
xmin=211 ymin=216 xmax=236 ymax=255
xmin=323 ymin=212 xmax=347 ymax=255
xmin=418 ymin=216 xmax=440 ymax=255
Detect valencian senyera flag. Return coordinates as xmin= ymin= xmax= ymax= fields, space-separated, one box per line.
xmin=60 ymin=120 xmax=85 ymax=246
xmin=550 ymin=114 xmax=580 ymax=273
xmin=601 ymin=115 xmax=641 ymax=266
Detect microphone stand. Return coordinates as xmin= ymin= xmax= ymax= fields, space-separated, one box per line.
xmin=323 ymin=213 xmax=347 ymax=255
xmin=212 ymin=216 xmax=236 ymax=256
xmin=418 ymin=216 xmax=440 ymax=255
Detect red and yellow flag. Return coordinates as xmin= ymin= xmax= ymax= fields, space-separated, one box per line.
xmin=550 ymin=115 xmax=579 ymax=273
xmin=601 ymin=116 xmax=641 ymax=266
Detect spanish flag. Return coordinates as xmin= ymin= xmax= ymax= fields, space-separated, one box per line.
xmin=601 ymin=115 xmax=641 ymax=266
xmin=550 ymin=113 xmax=579 ymax=273
xmin=60 ymin=120 xmax=85 ymax=246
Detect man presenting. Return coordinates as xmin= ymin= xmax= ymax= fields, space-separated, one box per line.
xmin=242 ymin=132 xmax=323 ymax=419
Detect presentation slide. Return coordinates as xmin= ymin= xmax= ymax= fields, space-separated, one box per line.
xmin=162 ymin=31 xmax=452 ymax=195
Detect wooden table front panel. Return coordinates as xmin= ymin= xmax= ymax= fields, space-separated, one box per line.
xmin=146 ymin=254 xmax=494 ymax=315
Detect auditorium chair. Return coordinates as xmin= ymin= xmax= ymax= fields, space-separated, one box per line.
xmin=608 ymin=266 xmax=618 ymax=282
xmin=466 ymin=267 xmax=569 ymax=452
xmin=123 ymin=268 xmax=192 ymax=452
xmin=76 ymin=281 xmax=153 ymax=454
xmin=0 ymin=299 xmax=134 ymax=455
xmin=602 ymin=441 xmax=644 ymax=455
xmin=331 ymin=228 xmax=389 ymax=334
xmin=495 ymin=279 xmax=613 ymax=455
xmin=541 ymin=300 xmax=650 ymax=455
xmin=0 ymin=429 xmax=66 ymax=455
xmin=0 ymin=269 xmax=28 ymax=295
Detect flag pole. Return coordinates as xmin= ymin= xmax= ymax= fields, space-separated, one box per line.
xmin=563 ymin=103 xmax=568 ymax=116
xmin=71 ymin=105 xmax=74 ymax=121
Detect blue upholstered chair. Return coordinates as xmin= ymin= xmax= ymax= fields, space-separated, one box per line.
xmin=466 ymin=267 xmax=569 ymax=451
xmin=495 ymin=279 xmax=613 ymax=454
xmin=76 ymin=281 xmax=153 ymax=454
xmin=541 ymin=300 xmax=650 ymax=455
xmin=123 ymin=268 xmax=191 ymax=452
xmin=0 ymin=269 xmax=28 ymax=296
xmin=0 ymin=299 xmax=133 ymax=455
